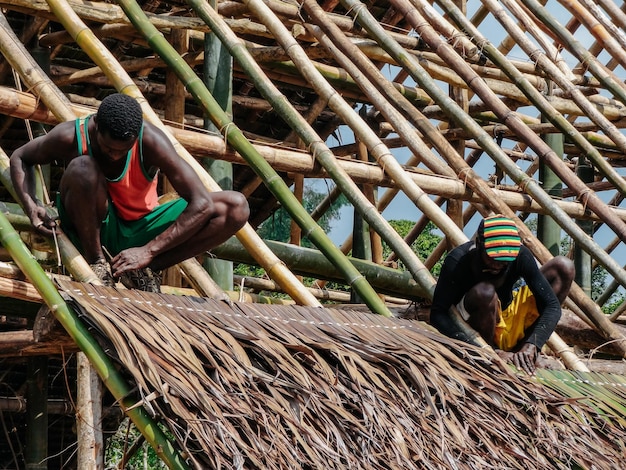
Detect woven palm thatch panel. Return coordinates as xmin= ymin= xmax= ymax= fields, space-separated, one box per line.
xmin=58 ymin=281 xmax=626 ymax=469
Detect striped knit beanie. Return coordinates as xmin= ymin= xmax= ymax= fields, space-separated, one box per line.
xmin=480 ymin=215 xmax=521 ymax=262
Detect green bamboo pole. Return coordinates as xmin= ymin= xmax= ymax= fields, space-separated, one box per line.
xmin=537 ymin=119 xmax=563 ymax=257
xmin=575 ymin=159 xmax=594 ymax=297
xmin=26 ymin=357 xmax=48 ymax=470
xmin=45 ymin=0 xmax=321 ymax=307
xmin=0 ymin=210 xmax=189 ymax=470
xmin=212 ymin=237 xmax=430 ymax=301
xmin=202 ymin=0 xmax=234 ymax=290
xmin=116 ymin=0 xmax=392 ymax=317
xmin=182 ymin=0 xmax=446 ymax=295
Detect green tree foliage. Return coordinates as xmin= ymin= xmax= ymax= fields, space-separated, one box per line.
xmin=234 ymin=187 xmax=348 ymax=279
xmin=105 ymin=419 xmax=168 ymax=469
xmin=257 ymin=188 xmax=348 ymax=246
xmin=381 ymin=220 xmax=444 ymax=276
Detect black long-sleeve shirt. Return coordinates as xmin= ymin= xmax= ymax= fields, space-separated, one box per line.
xmin=430 ymin=242 xmax=561 ymax=350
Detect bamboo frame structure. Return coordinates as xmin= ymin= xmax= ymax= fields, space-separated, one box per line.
xmin=1 ymin=0 xmax=626 ymax=467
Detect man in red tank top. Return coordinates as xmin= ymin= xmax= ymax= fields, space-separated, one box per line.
xmin=10 ymin=93 xmax=249 ymax=292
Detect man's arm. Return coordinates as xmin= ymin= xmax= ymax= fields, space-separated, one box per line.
xmin=10 ymin=122 xmax=76 ymax=236
xmin=430 ymin=245 xmax=473 ymax=341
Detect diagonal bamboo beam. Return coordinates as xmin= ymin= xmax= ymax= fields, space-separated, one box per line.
xmin=562 ymin=0 xmax=626 ymax=70
xmin=519 ymin=0 xmax=626 ymax=102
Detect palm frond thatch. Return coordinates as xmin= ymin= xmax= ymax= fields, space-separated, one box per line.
xmin=61 ymin=281 xmax=626 ymax=469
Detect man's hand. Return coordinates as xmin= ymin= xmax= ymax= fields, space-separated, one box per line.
xmin=511 ymin=343 xmax=538 ymax=375
xmin=29 ymin=205 xmax=57 ymax=237
xmin=110 ymin=246 xmax=153 ymax=277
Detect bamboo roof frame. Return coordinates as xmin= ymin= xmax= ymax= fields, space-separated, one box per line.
xmin=0 ymin=0 xmax=626 ymax=466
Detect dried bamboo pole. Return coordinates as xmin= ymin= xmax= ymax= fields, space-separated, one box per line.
xmin=341 ymin=0 xmax=626 ymax=355
xmin=519 ymin=0 xmax=626 ymax=103
xmin=116 ymin=0 xmax=395 ymax=315
xmin=385 ymin=153 xmax=478 ymax=266
xmin=45 ymin=0 xmax=321 ymax=307
xmin=184 ymin=0 xmax=439 ymax=299
xmin=595 ymin=0 xmax=626 ymax=30
xmin=391 ymin=0 xmax=626 ymax=288
xmin=562 ymin=0 xmax=626 ymax=70
xmin=310 ymin=41 xmax=471 ymax=205
xmin=0 ymin=11 xmax=101 ymax=284
xmin=265 ymin=46 xmax=624 ymax=119
xmin=501 ymin=1 xmax=574 ymax=78
xmin=0 ymin=210 xmax=190 ymax=469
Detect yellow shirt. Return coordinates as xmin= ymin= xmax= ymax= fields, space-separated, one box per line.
xmin=494 ymin=286 xmax=539 ymax=351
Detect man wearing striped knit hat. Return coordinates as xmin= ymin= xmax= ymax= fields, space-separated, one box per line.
xmin=430 ymin=214 xmax=575 ymax=374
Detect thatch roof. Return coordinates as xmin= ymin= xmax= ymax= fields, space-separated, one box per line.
xmin=60 ymin=281 xmax=626 ymax=469
xmin=1 ymin=0 xmax=626 ymax=467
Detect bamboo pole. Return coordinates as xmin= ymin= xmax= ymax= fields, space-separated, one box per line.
xmin=232 ymin=274 xmax=409 ymax=305
xmin=212 ymin=237 xmax=430 ymax=301
xmin=562 ymin=0 xmax=626 ymax=70
xmin=0 ymin=210 xmax=189 ymax=469
xmin=25 ymin=356 xmax=48 ymax=470
xmin=3 ymin=0 xmax=625 ymax=102
xmin=340 ymin=0 xmax=626 ymax=355
xmin=183 ymin=0 xmax=439 ymax=301
xmin=44 ymin=0 xmax=321 ymax=308
xmin=76 ymin=353 xmax=103 ymax=469
xmin=595 ymin=0 xmax=626 ymax=30
xmin=115 ymin=0 xmax=392 ymax=316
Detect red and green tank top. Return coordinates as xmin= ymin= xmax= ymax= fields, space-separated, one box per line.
xmin=75 ymin=116 xmax=159 ymax=221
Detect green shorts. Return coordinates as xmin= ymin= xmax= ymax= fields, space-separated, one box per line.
xmin=57 ymin=193 xmax=187 ymax=257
